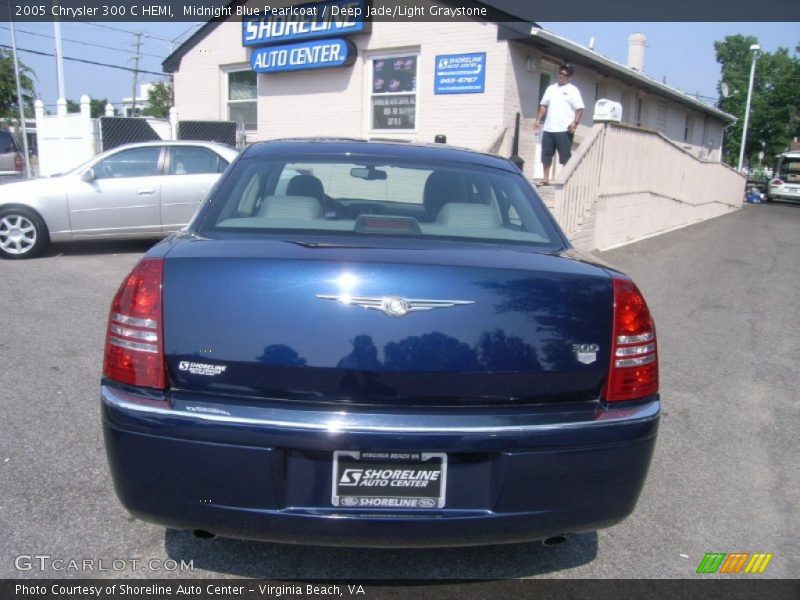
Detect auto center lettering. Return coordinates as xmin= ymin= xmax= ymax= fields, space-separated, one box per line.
xmin=250 ymin=39 xmax=354 ymax=73
xmin=340 ymin=468 xmax=440 ymax=488
xmin=243 ymin=0 xmax=365 ymax=73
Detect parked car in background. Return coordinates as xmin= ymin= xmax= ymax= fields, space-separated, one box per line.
xmin=0 ymin=130 xmax=24 ymax=179
xmin=101 ymin=139 xmax=660 ymax=547
xmin=0 ymin=141 xmax=238 ymax=259
xmin=768 ymin=151 xmax=800 ymax=203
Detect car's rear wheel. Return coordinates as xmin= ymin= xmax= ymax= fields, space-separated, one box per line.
xmin=0 ymin=207 xmax=48 ymax=259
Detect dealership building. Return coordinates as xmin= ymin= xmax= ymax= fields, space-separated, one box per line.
xmin=163 ymin=0 xmax=734 ymax=182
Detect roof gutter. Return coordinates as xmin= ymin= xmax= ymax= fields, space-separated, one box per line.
xmin=529 ymin=27 xmax=735 ymax=123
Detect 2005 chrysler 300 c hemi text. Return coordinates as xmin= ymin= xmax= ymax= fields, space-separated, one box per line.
xmin=101 ymin=139 xmax=659 ymax=547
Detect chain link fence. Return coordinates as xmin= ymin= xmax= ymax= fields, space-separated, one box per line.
xmin=95 ymin=118 xmax=246 ymax=153
xmin=95 ymin=117 xmax=164 ymax=152
xmin=177 ymin=121 xmax=245 ymax=149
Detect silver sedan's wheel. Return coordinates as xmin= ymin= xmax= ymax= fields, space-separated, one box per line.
xmin=0 ymin=209 xmax=48 ymax=259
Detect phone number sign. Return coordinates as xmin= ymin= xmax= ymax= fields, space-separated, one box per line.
xmin=434 ymin=53 xmax=486 ymax=94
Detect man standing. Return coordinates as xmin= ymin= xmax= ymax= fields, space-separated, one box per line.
xmin=533 ymin=63 xmax=584 ymax=185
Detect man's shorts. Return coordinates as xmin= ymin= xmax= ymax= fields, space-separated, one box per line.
xmin=541 ymin=131 xmax=574 ymax=165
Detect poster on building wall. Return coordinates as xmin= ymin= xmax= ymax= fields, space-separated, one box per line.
xmin=434 ymin=53 xmax=486 ymax=94
xmin=371 ymin=55 xmax=417 ymax=130
xmin=372 ymin=96 xmax=416 ymax=130
xmin=372 ymin=56 xmax=417 ymax=94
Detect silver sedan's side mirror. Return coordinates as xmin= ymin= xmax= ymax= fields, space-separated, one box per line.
xmin=81 ymin=168 xmax=96 ymax=182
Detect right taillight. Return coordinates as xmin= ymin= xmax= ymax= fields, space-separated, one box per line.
xmin=603 ymin=277 xmax=658 ymax=402
xmin=103 ymin=258 xmax=166 ymax=390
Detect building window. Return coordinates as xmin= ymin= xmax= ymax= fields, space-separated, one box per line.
xmin=683 ymin=113 xmax=693 ymax=142
xmin=636 ymin=96 xmax=644 ymax=127
xmin=370 ymin=53 xmax=418 ymax=131
xmin=655 ymin=99 xmax=668 ymax=133
xmin=539 ymin=72 xmax=552 ymax=103
xmin=227 ymin=70 xmax=257 ymax=131
xmin=538 ymin=61 xmax=558 ymax=103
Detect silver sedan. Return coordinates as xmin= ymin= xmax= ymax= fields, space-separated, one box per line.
xmin=0 ymin=141 xmax=239 ymax=259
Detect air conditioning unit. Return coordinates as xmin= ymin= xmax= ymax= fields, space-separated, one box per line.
xmin=593 ymin=99 xmax=622 ymax=123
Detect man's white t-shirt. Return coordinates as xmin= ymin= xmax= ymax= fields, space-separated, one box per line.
xmin=540 ymin=83 xmax=585 ymax=132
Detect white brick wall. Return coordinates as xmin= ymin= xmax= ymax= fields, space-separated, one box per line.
xmin=173 ymin=22 xmax=248 ymax=123
xmin=171 ymin=16 xmax=727 ymax=166
xmin=594 ymin=192 xmax=738 ymax=250
xmin=173 ymin=18 xmax=512 ymax=151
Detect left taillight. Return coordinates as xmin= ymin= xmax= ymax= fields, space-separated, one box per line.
xmin=13 ymin=152 xmax=23 ymax=173
xmin=603 ymin=276 xmax=659 ymax=402
xmin=103 ymin=258 xmax=166 ymax=390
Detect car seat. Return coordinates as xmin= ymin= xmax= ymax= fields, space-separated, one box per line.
xmin=423 ymin=171 xmax=470 ymax=220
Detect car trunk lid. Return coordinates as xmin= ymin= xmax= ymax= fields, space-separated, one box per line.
xmin=162 ymin=238 xmax=613 ymax=406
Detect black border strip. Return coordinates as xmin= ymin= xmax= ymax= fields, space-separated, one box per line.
xmin=3 ymin=0 xmax=799 ymax=22
xmin=3 ymin=579 xmax=800 ymax=600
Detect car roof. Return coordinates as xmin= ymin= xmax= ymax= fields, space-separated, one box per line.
xmin=240 ymin=138 xmax=519 ymax=173
xmin=100 ymin=140 xmax=239 ymax=159
xmin=112 ymin=140 xmax=235 ymax=150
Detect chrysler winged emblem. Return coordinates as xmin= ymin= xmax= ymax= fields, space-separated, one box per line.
xmin=316 ymin=294 xmax=474 ymax=318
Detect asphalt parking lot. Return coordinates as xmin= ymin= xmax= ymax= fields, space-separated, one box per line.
xmin=0 ymin=204 xmax=797 ymax=579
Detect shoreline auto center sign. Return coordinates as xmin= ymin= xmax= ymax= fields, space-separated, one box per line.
xmin=434 ymin=52 xmax=486 ymax=94
xmin=243 ymin=0 xmax=367 ymax=73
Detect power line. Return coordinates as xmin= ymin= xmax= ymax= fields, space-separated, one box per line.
xmin=81 ymin=22 xmax=145 ymax=36
xmin=0 ymin=25 xmax=165 ymax=58
xmin=0 ymin=44 xmax=167 ymax=76
xmin=171 ymin=23 xmax=202 ymax=45
xmin=81 ymin=22 xmax=172 ymax=43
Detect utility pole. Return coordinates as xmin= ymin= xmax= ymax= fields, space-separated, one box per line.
xmin=53 ymin=22 xmax=65 ymax=100
xmin=130 ymin=33 xmax=142 ymax=117
xmin=51 ymin=2 xmax=65 ymax=101
xmin=8 ymin=14 xmax=31 ymax=177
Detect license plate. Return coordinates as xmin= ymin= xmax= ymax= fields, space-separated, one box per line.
xmin=332 ymin=451 xmax=447 ymax=509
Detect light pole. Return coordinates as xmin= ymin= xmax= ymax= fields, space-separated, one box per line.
xmin=737 ymin=44 xmax=760 ymax=173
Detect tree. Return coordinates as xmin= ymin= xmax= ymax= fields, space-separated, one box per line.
xmin=66 ymin=98 xmax=112 ymax=118
xmin=142 ymin=81 xmax=173 ymax=118
xmin=715 ymin=35 xmax=800 ymax=168
xmin=0 ymin=49 xmax=36 ymax=120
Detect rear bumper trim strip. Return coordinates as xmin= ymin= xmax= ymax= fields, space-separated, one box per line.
xmin=102 ymin=385 xmax=659 ymax=434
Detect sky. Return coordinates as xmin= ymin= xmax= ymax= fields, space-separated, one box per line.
xmin=0 ymin=20 xmax=798 ymax=111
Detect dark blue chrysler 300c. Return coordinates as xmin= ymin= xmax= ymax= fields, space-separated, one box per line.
xmin=101 ymin=139 xmax=659 ymax=547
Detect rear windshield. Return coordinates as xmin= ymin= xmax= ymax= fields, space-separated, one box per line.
xmin=196 ymin=156 xmax=562 ymax=247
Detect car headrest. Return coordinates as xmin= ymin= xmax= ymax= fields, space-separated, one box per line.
xmin=423 ymin=171 xmax=469 ymax=219
xmin=435 ymin=203 xmax=501 ymax=229
xmin=286 ymin=174 xmax=325 ymax=202
xmin=258 ymin=195 xmax=323 ymax=220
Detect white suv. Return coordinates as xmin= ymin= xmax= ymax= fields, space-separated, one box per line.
xmin=768 ymin=152 xmax=800 ymax=204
